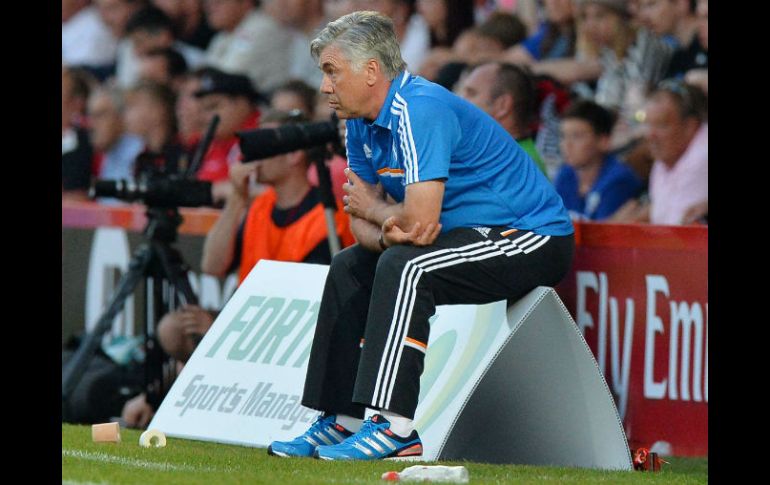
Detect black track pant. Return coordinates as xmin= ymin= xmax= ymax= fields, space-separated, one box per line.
xmin=301 ymin=226 xmax=574 ymax=419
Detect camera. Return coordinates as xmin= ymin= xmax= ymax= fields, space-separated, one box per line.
xmin=237 ymin=114 xmax=343 ymax=161
xmin=90 ymin=175 xmax=213 ymax=208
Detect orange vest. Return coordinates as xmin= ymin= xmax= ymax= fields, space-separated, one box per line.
xmin=238 ymin=188 xmax=355 ymax=283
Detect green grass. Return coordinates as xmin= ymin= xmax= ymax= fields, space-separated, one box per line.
xmin=62 ymin=424 xmax=707 ymax=484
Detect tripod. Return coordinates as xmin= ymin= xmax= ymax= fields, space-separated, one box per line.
xmin=62 ymin=206 xmax=199 ymax=411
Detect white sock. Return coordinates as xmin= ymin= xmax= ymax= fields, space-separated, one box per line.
xmin=335 ymin=414 xmax=363 ymax=432
xmin=379 ymin=410 xmax=414 ymax=438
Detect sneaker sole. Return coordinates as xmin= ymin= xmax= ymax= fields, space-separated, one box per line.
xmin=385 ymin=455 xmax=424 ymax=462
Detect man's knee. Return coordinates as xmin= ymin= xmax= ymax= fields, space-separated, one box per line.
xmin=376 ymin=245 xmax=420 ymax=273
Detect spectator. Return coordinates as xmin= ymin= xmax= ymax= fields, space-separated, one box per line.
xmin=417 ymin=0 xmax=474 ymax=48
xmin=505 ymin=0 xmax=576 ymax=64
xmin=95 ymin=0 xmax=146 ymax=83
xmin=193 ymin=68 xmax=263 ymax=204
xmin=422 ymin=11 xmax=528 ymax=86
xmin=137 ymin=46 xmax=189 ymax=89
xmin=63 ymin=0 xmax=119 ymax=71
xmin=62 ymin=66 xmax=97 ymax=199
xmin=123 ymin=81 xmax=186 ymax=176
xmin=458 ymin=62 xmax=548 ymax=176
xmin=683 ymin=0 xmax=707 ymax=95
xmin=204 ymin=0 xmax=296 ymax=92
xmin=87 ymin=86 xmax=146 ymax=184
xmin=277 ymin=0 xmax=327 ymax=90
xmin=152 ymin=0 xmax=217 ymax=50
xmin=122 ymin=111 xmax=355 ymax=428
xmin=554 ymin=99 xmax=643 ymax=220
xmin=637 ymin=0 xmax=704 ymax=79
xmin=175 ymin=69 xmax=209 ymax=151
xmin=118 ymin=5 xmax=204 ymax=87
xmin=270 ymin=79 xmax=317 ymax=117
xmin=611 ymin=79 xmax=707 ymax=224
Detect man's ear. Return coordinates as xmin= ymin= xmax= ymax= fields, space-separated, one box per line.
xmin=365 ymin=59 xmax=380 ymax=86
xmin=492 ymin=93 xmax=514 ymax=120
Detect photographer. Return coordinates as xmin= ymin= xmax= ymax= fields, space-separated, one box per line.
xmin=121 ymin=109 xmax=355 ymax=428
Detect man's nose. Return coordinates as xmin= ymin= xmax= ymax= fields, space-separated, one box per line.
xmin=320 ymin=76 xmax=333 ymax=94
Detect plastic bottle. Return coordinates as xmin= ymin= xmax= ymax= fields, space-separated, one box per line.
xmin=381 ymin=465 xmax=469 ymax=483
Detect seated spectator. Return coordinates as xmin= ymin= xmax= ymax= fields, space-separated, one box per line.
xmin=270 ymin=79 xmax=317 ymax=118
xmin=137 ymin=46 xmax=189 ymax=90
xmin=458 ymin=62 xmax=548 ymax=176
xmin=175 ymin=69 xmax=209 ymax=151
xmin=87 ymin=86 xmax=145 ymax=185
xmin=95 ymin=0 xmax=149 ymax=86
xmin=193 ymin=68 xmax=263 ymax=204
xmin=637 ymin=0 xmax=705 ymax=79
xmin=123 ymin=81 xmax=186 ymax=176
xmin=62 ymin=66 xmax=97 ymax=199
xmin=505 ymin=0 xmax=576 ymax=65
xmin=121 ymin=110 xmax=355 ymax=428
xmin=611 ymin=79 xmax=707 ymax=225
xmin=554 ymin=99 xmax=643 ymax=220
xmin=152 ymin=0 xmax=217 ymax=50
xmin=118 ymin=5 xmax=204 ymax=87
xmin=63 ymin=0 xmax=119 ymax=72
xmin=683 ymin=0 xmax=707 ymax=95
xmin=420 ymin=10 xmax=526 ymax=84
xmin=203 ymin=0 xmax=296 ymax=92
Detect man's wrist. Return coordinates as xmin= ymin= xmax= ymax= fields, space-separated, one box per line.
xmin=378 ymin=231 xmax=389 ymax=251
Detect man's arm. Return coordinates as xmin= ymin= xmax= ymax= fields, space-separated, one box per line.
xmin=344 ymin=169 xmax=444 ymax=233
xmin=200 ymin=162 xmax=256 ymax=276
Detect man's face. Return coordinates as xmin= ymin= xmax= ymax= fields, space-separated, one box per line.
xmin=138 ymin=56 xmax=171 ymax=85
xmin=580 ymin=3 xmax=622 ymax=47
xmin=637 ymin=0 xmax=679 ymax=36
xmin=318 ymin=43 xmax=370 ymax=120
xmin=88 ymin=92 xmax=123 ymax=152
xmin=644 ymin=94 xmax=696 ymax=166
xmin=458 ymin=64 xmax=498 ymax=118
xmin=199 ymin=93 xmax=253 ymax=139
xmin=559 ymin=118 xmax=605 ymax=169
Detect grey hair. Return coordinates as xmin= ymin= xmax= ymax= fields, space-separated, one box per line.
xmin=310 ymin=11 xmax=406 ymax=81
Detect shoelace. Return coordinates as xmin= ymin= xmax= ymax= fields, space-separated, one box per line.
xmin=304 ymin=414 xmax=334 ymax=438
xmin=340 ymin=417 xmax=386 ymax=444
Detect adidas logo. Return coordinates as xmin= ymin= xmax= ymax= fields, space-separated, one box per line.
xmin=363 ymin=143 xmax=373 ymax=158
xmin=473 ymin=227 xmax=491 ymax=238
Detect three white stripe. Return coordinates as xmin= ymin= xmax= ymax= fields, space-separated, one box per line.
xmin=372 ymin=232 xmax=551 ymax=408
xmin=391 ymin=93 xmax=419 ymax=184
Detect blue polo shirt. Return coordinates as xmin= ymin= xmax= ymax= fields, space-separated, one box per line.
xmin=554 ymin=154 xmax=643 ymax=221
xmin=345 ymin=70 xmax=573 ymax=236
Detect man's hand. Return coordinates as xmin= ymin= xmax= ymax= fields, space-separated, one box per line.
xmin=122 ymin=393 xmax=154 ymax=429
xmin=382 ymin=216 xmax=442 ymax=247
xmin=176 ymin=305 xmax=215 ymax=337
xmin=229 ymin=161 xmax=258 ymax=201
xmin=342 ymin=168 xmax=385 ymax=221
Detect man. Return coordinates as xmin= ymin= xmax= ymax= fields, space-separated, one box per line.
xmin=203 ymin=0 xmax=295 ymax=92
xmin=458 ymin=61 xmax=548 ymax=176
xmin=192 ymin=68 xmax=263 ymax=204
xmin=637 ymin=0 xmax=706 ymax=78
xmin=122 ymin=110 xmax=355 ymax=428
xmin=268 ymin=11 xmax=575 ymax=461
xmin=611 ymin=79 xmax=707 ymax=225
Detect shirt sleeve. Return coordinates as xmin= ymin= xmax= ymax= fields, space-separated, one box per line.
xmin=392 ymin=94 xmax=459 ymax=185
xmin=521 ymin=23 xmax=547 ymax=61
xmin=344 ymin=120 xmax=378 ymax=184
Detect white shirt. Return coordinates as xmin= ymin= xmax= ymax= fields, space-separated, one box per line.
xmin=205 ymin=9 xmax=295 ymax=92
xmin=400 ymin=14 xmax=431 ymax=74
xmin=62 ymin=6 xmax=118 ymax=67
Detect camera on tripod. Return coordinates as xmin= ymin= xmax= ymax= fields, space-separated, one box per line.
xmin=90 ymin=151 xmax=214 ymax=208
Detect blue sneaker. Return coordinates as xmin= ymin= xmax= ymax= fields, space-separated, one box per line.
xmin=313 ymin=414 xmax=423 ymax=461
xmin=267 ymin=414 xmax=353 ymax=458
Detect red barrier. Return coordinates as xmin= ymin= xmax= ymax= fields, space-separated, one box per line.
xmin=556 ymin=222 xmax=707 ymax=457
xmin=62 ymin=201 xmax=708 ymax=456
